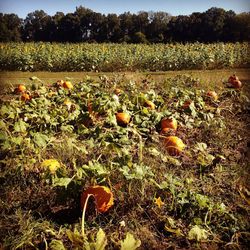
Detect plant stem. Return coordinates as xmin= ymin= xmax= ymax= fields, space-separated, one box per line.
xmin=81 ymin=194 xmax=93 ymax=237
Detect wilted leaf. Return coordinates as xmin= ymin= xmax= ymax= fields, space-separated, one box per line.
xmin=66 ymin=228 xmax=84 ymax=246
xmin=120 ymin=232 xmax=141 ymax=250
xmin=95 ymin=228 xmax=107 ymax=250
xmin=188 ymin=225 xmax=208 ymax=241
xmin=165 ymin=226 xmax=184 ymax=237
xmin=49 ymin=240 xmax=66 ymax=250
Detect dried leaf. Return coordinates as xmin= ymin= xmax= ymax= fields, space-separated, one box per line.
xmin=154 ymin=197 xmax=164 ymax=208
xmin=165 ymin=226 xmax=184 ymax=237
xmin=49 ymin=240 xmax=66 ymax=250
xmin=95 ymin=228 xmax=107 ymax=250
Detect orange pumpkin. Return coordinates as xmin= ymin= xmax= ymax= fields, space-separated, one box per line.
xmin=56 ymin=80 xmax=64 ymax=87
xmin=160 ymin=127 xmax=173 ymax=136
xmin=164 ymin=136 xmax=185 ymax=156
xmin=161 ymin=118 xmax=177 ymax=130
xmin=15 ymin=84 xmax=26 ymax=93
xmin=144 ymin=100 xmax=155 ymax=110
xmin=206 ymin=91 xmax=218 ymax=101
xmin=228 ymin=74 xmax=239 ymax=84
xmin=231 ymin=80 xmax=242 ymax=89
xmin=81 ymin=185 xmax=114 ymax=213
xmin=63 ymin=81 xmax=73 ymax=89
xmin=182 ymin=100 xmax=192 ymax=110
xmin=114 ymin=88 xmax=122 ymax=95
xmin=21 ymin=92 xmax=31 ymax=102
xmin=116 ymin=112 xmax=130 ymax=126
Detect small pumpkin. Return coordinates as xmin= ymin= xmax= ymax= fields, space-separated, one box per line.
xmin=56 ymin=80 xmax=64 ymax=87
xmin=228 ymin=74 xmax=239 ymax=84
xmin=81 ymin=185 xmax=114 ymax=213
xmin=161 ymin=118 xmax=177 ymax=130
xmin=164 ymin=136 xmax=185 ymax=156
xmin=15 ymin=84 xmax=26 ymax=93
xmin=144 ymin=100 xmax=155 ymax=110
xmin=206 ymin=91 xmax=218 ymax=101
xmin=114 ymin=88 xmax=122 ymax=95
xmin=63 ymin=81 xmax=73 ymax=89
xmin=182 ymin=100 xmax=192 ymax=110
xmin=116 ymin=112 xmax=130 ymax=126
xmin=21 ymin=92 xmax=31 ymax=102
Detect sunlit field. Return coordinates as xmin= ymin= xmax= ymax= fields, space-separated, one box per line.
xmin=0 ymin=41 xmax=250 ymax=249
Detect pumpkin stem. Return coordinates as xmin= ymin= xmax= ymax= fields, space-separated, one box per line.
xmin=81 ymin=193 xmax=93 ymax=237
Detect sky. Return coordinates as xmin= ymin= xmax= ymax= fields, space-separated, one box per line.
xmin=0 ymin=0 xmax=249 ymax=18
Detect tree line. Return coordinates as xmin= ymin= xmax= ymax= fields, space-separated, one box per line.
xmin=0 ymin=6 xmax=249 ymax=43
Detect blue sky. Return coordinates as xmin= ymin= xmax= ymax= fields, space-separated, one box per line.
xmin=0 ymin=0 xmax=249 ymax=18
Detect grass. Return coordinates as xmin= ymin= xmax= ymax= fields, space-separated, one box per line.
xmin=0 ymin=69 xmax=250 ymax=249
xmin=0 ymin=68 xmax=250 ymax=93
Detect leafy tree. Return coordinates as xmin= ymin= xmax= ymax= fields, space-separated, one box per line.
xmin=132 ymin=31 xmax=148 ymax=43
xmin=22 ymin=10 xmax=51 ymax=41
xmin=0 ymin=13 xmax=22 ymax=41
xmin=57 ymin=13 xmax=81 ymax=42
xmin=0 ymin=6 xmax=249 ymax=43
xmin=147 ymin=11 xmax=171 ymax=42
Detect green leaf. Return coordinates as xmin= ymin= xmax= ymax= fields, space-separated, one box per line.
xmin=49 ymin=240 xmax=66 ymax=250
xmin=52 ymin=177 xmax=73 ymax=188
xmin=14 ymin=120 xmax=27 ymax=133
xmin=195 ymin=194 xmax=210 ymax=208
xmin=188 ymin=225 xmax=208 ymax=241
xmin=82 ymin=161 xmax=109 ymax=177
xmin=120 ymin=232 xmax=141 ymax=250
xmin=0 ymin=131 xmax=7 ymax=141
xmin=32 ymin=132 xmax=49 ymax=148
xmin=121 ymin=164 xmax=153 ymax=180
xmin=11 ymin=136 xmax=23 ymax=145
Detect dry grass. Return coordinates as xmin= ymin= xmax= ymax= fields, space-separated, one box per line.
xmin=0 ymin=68 xmax=249 ymax=94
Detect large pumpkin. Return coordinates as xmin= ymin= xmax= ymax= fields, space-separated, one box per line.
xmin=164 ymin=136 xmax=185 ymax=156
xmin=81 ymin=185 xmax=114 ymax=213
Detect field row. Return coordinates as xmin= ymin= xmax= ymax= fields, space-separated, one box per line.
xmin=0 ymin=42 xmax=249 ymax=71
